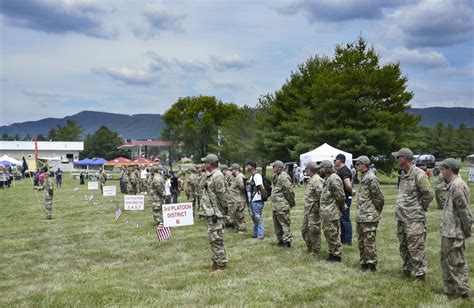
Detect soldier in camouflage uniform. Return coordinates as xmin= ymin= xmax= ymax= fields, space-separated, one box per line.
xmin=123 ymin=167 xmax=131 ymax=194
xmin=229 ymin=164 xmax=247 ymax=233
xmin=36 ymin=171 xmax=54 ymax=219
xmin=354 ymin=156 xmax=385 ymax=272
xmin=200 ymin=154 xmax=229 ymax=271
xmin=195 ymin=164 xmax=207 ymax=218
xmin=434 ymin=174 xmax=447 ymax=209
xmin=301 ymin=161 xmax=323 ymax=254
xmin=149 ymin=166 xmax=166 ymax=224
xmin=319 ymin=160 xmax=346 ymax=262
xmin=132 ymin=167 xmax=140 ymax=195
xmin=393 ymin=148 xmax=434 ymax=281
xmin=99 ymin=169 xmax=107 ymax=194
xmin=439 ymin=158 xmax=472 ymax=299
xmin=271 ymin=160 xmax=295 ymax=248
xmin=184 ymin=168 xmax=198 ymax=216
xmin=220 ymin=165 xmax=233 ymax=227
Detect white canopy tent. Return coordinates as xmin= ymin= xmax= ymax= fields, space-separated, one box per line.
xmin=299 ymin=143 xmax=353 ymax=172
xmin=0 ymin=155 xmax=20 ymax=166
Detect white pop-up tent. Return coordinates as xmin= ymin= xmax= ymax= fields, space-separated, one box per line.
xmin=299 ymin=143 xmax=353 ymax=171
xmin=0 ymin=155 xmax=20 ymax=166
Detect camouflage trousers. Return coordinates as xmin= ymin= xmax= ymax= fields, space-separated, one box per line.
xmin=357 ymin=222 xmax=379 ymax=265
xmin=126 ymin=184 xmax=132 ymax=195
xmin=323 ymin=219 xmax=341 ymax=257
xmin=397 ymin=220 xmax=427 ymax=277
xmin=132 ymin=184 xmax=139 ymax=195
xmin=272 ymin=210 xmax=292 ymax=244
xmin=206 ymin=217 xmax=228 ymax=266
xmin=301 ymin=211 xmax=321 ymax=253
xmin=441 ymin=237 xmax=469 ymax=297
xmin=151 ymin=200 xmax=163 ymax=224
xmin=45 ymin=197 xmax=52 ymax=219
xmin=229 ymin=201 xmax=247 ymax=232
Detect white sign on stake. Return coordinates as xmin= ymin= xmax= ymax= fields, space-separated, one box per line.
xmin=469 ymin=168 xmax=474 ymax=183
xmin=163 ymin=202 xmax=194 ymax=227
xmin=88 ymin=181 xmax=99 ymax=190
xmin=124 ymin=195 xmax=145 ymax=211
xmin=103 ymin=185 xmax=116 ymax=196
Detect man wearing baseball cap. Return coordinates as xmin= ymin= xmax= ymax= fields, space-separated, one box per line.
xmin=319 ymin=160 xmax=346 ymax=262
xmin=393 ymin=147 xmax=434 ymax=281
xmin=439 ymin=158 xmax=472 ymax=298
xmin=200 ymin=154 xmax=229 ymax=271
xmin=271 ymin=160 xmax=295 ymax=248
xmin=354 ymin=155 xmax=384 ymax=272
xmin=228 ymin=163 xmax=247 ymax=233
xmin=302 ymin=161 xmax=323 ymax=254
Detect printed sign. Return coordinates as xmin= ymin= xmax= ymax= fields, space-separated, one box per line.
xmin=469 ymin=168 xmax=474 ymax=183
xmin=88 ymin=181 xmax=99 ymax=190
xmin=163 ymin=202 xmax=194 ymax=227
xmin=103 ymin=185 xmax=116 ymax=196
xmin=124 ymin=195 xmax=145 ymax=211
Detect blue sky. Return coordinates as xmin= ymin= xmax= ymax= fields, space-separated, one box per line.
xmin=1 ymin=0 xmax=473 ymax=126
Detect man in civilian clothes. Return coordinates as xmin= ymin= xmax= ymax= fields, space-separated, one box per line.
xmin=334 ymin=154 xmax=353 ymax=245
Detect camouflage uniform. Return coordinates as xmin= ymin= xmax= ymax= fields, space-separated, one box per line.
xmin=149 ymin=172 xmax=166 ymax=224
xmin=435 ymin=175 xmax=447 ymax=209
xmin=302 ymin=173 xmax=323 ymax=253
xmin=99 ymin=171 xmax=107 ymax=194
xmin=124 ymin=170 xmax=132 ymax=194
xmin=440 ymin=176 xmax=472 ymax=297
xmin=396 ymin=165 xmax=434 ymax=278
xmin=195 ymin=171 xmax=207 ymax=215
xmin=131 ymin=169 xmax=140 ymax=195
xmin=223 ymin=171 xmax=234 ymax=226
xmin=271 ymin=171 xmax=295 ymax=245
xmin=356 ymin=171 xmax=384 ymax=267
xmin=184 ymin=171 xmax=198 ymax=215
xmin=38 ymin=175 xmax=54 ymax=219
xmin=200 ymin=168 xmax=228 ymax=267
xmin=320 ymin=173 xmax=346 ymax=258
xmin=228 ymin=172 xmax=247 ymax=232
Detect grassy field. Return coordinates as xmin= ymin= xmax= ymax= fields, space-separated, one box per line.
xmin=1 ymin=171 xmax=473 ymax=306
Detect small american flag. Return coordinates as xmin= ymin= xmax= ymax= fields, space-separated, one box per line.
xmin=156 ymin=223 xmax=172 ymax=241
xmin=115 ymin=205 xmax=123 ymax=220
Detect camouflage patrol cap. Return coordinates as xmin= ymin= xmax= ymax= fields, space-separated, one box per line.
xmin=271 ymin=160 xmax=284 ymax=168
xmin=392 ymin=148 xmax=413 ymax=159
xmin=219 ymin=164 xmax=229 ymax=170
xmin=354 ymin=155 xmax=370 ymax=166
xmin=305 ymin=161 xmax=319 ymax=171
xmin=439 ymin=158 xmax=460 ymax=172
xmin=230 ymin=163 xmax=240 ymax=170
xmin=318 ymin=160 xmax=333 ymax=168
xmin=201 ymin=153 xmax=219 ymax=163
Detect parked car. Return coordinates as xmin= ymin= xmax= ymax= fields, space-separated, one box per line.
xmin=414 ymin=154 xmax=436 ymax=169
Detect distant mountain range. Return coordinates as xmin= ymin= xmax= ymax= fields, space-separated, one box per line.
xmin=0 ymin=107 xmax=472 ymax=140
xmin=0 ymin=111 xmax=164 ymax=140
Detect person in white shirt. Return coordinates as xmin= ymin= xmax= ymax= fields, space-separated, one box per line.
xmin=246 ymin=161 xmax=266 ymax=239
xmin=164 ymin=174 xmax=172 ymax=204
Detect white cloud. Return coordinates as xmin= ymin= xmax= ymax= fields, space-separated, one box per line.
xmin=133 ymin=3 xmax=186 ymax=39
xmin=93 ymin=67 xmax=156 ymax=86
xmin=389 ymin=0 xmax=474 ymax=47
xmin=389 ymin=48 xmax=448 ymax=69
xmin=210 ymin=54 xmax=253 ymax=71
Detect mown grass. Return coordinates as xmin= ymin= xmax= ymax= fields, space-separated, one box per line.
xmin=1 ymin=171 xmax=473 ymax=307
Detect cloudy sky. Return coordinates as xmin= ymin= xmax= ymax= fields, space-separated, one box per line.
xmin=1 ymin=0 xmax=473 ymax=126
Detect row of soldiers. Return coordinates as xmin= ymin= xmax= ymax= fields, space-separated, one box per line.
xmin=189 ymin=149 xmax=471 ymax=299
xmin=119 ymin=166 xmax=141 ymax=195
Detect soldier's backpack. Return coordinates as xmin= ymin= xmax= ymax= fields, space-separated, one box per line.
xmin=250 ymin=173 xmax=272 ymax=202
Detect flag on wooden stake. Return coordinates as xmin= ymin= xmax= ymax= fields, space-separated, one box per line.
xmin=115 ymin=205 xmax=123 ymax=220
xmin=156 ymin=223 xmax=171 ymax=241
